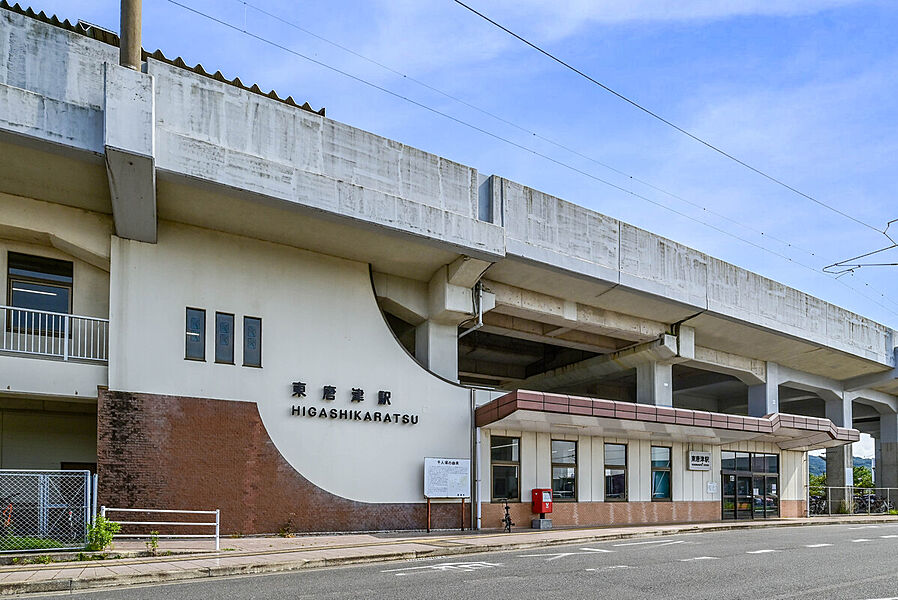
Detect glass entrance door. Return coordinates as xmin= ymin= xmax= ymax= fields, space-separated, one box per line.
xmin=721 ymin=451 xmax=781 ymax=520
xmin=736 ymin=476 xmax=753 ymax=519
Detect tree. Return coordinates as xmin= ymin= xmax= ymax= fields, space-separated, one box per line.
xmin=854 ymin=466 xmax=874 ymax=489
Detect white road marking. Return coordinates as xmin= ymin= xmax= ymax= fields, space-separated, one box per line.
xmin=586 ymin=565 xmax=634 ymax=571
xmin=851 ymin=538 xmax=872 ymax=543
xmin=880 ymin=535 xmax=898 ymax=538
xmin=746 ymin=549 xmax=778 ymax=554
xmin=519 ymin=548 xmax=614 ymax=561
xmin=805 ymin=543 xmax=833 ymax=548
xmin=847 ymin=525 xmax=880 ymax=529
xmin=382 ymin=561 xmax=501 ymax=575
xmin=613 ymin=539 xmax=675 ymax=546
xmin=679 ymin=556 xmax=718 ymax=562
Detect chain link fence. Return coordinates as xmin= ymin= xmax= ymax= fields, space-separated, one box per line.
xmin=808 ymin=485 xmax=898 ymax=516
xmin=0 ymin=470 xmax=92 ymax=552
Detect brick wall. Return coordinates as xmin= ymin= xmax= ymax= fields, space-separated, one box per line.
xmin=482 ymin=500 xmax=721 ymax=530
xmin=97 ymin=390 xmax=468 ymax=534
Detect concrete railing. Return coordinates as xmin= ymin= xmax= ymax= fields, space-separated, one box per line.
xmin=0 ymin=305 xmax=109 ymax=363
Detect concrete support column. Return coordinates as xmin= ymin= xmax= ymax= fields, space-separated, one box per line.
xmin=825 ymin=397 xmax=853 ymax=509
xmin=880 ymin=413 xmax=898 ymax=490
xmin=747 ymin=362 xmax=779 ymax=417
xmin=415 ymin=320 xmax=459 ymax=382
xmin=635 ymin=361 xmax=672 ymax=407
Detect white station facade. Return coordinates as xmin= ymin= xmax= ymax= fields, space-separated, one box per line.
xmin=0 ymin=3 xmax=896 ymax=533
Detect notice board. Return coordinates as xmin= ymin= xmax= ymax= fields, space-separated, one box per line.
xmin=423 ymin=457 xmax=471 ymax=499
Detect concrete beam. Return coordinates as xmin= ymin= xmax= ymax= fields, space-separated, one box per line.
xmin=687 ymin=346 xmax=766 ymax=386
xmin=104 ymin=63 xmax=156 ymax=243
xmin=483 ymin=279 xmax=666 ymax=342
xmin=777 ymin=364 xmax=843 ymax=403
xmin=372 ymin=272 xmax=429 ymax=325
xmin=479 ymin=312 xmax=623 ymax=353
xmin=446 ymin=256 xmax=491 ymax=288
xmin=748 ymin=362 xmax=779 ymax=417
xmin=843 ymin=349 xmax=898 ymax=391
xmin=519 ymin=333 xmax=680 ymax=392
xmin=636 ymin=360 xmax=672 ymax=406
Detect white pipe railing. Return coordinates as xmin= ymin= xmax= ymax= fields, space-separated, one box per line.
xmin=0 ymin=305 xmax=108 ymax=362
xmin=101 ymin=507 xmax=220 ymax=551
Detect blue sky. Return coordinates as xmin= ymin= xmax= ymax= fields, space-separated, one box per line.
xmin=34 ymin=0 xmax=897 ymax=455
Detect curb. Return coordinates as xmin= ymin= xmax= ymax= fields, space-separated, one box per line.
xmin=2 ymin=517 xmax=897 ymax=596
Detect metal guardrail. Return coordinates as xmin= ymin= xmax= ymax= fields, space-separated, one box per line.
xmin=808 ymin=486 xmax=898 ymax=516
xmin=0 ymin=470 xmax=91 ymax=553
xmin=0 ymin=305 xmax=108 ymax=362
xmin=100 ymin=507 xmax=220 ymax=551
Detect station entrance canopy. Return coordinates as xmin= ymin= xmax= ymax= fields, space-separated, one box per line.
xmin=476 ymin=391 xmax=860 ymax=451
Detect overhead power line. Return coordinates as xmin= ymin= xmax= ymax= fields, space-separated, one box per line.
xmin=824 ymin=220 xmax=898 ymax=276
xmin=161 ymin=0 xmax=898 ymax=320
xmin=452 ymin=0 xmax=889 ymax=238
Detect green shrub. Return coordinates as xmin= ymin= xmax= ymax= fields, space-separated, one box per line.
xmin=86 ymin=515 xmax=121 ymax=552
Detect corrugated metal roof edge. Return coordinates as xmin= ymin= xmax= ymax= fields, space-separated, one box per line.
xmin=0 ymin=1 xmax=325 ymax=116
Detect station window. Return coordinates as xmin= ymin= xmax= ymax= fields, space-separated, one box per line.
xmin=185 ymin=307 xmax=205 ymax=360
xmin=215 ymin=312 xmax=235 ymax=364
xmin=551 ymin=440 xmax=577 ymax=502
xmin=604 ymin=443 xmax=627 ymax=501
xmin=243 ymin=316 xmax=262 ymax=367
xmin=651 ymin=446 xmax=672 ymax=501
xmin=490 ymin=436 xmax=520 ymax=502
xmin=7 ymin=252 xmax=73 ymax=333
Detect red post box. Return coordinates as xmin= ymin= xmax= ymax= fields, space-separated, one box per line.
xmin=531 ymin=488 xmax=553 ymax=516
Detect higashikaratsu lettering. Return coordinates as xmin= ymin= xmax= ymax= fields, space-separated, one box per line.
xmin=290 ymin=405 xmax=419 ymax=425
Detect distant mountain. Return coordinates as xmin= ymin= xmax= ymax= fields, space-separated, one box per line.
xmin=809 ymin=455 xmax=872 ymax=476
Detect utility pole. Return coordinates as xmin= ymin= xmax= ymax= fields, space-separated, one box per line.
xmin=119 ymin=0 xmax=141 ymax=70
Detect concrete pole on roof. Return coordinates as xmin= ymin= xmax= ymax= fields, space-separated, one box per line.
xmin=120 ymin=0 xmax=142 ymax=70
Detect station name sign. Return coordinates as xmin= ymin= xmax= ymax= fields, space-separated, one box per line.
xmin=689 ymin=451 xmax=712 ymax=471
xmin=289 ymin=379 xmax=419 ymax=426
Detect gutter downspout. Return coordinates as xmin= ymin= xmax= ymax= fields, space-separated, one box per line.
xmin=458 ymin=281 xmax=484 ymax=339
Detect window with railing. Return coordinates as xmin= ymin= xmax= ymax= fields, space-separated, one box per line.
xmin=1 ymin=251 xmax=107 ymax=362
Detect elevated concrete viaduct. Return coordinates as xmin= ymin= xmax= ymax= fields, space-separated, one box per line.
xmin=0 ymin=2 xmax=896 ymax=502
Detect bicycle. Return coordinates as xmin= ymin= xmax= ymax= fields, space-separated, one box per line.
xmin=501 ymin=500 xmax=515 ymax=533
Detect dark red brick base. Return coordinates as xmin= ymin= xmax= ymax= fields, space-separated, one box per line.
xmin=482 ymin=500 xmax=722 ymax=530
xmin=97 ymin=390 xmax=469 ymax=535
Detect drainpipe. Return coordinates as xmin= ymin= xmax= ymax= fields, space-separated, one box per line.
xmin=458 ymin=282 xmax=484 ymax=340
xmin=120 ymin=0 xmax=142 ymax=70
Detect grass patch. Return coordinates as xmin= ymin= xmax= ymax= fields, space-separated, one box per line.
xmin=0 ymin=536 xmax=72 ymax=551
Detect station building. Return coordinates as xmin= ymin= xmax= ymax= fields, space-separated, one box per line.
xmin=0 ymin=2 xmax=895 ymax=533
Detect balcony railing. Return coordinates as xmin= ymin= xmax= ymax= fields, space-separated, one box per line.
xmin=0 ymin=305 xmax=108 ymax=363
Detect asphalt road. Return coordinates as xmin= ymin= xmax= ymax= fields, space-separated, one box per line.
xmin=29 ymin=523 xmax=898 ymax=600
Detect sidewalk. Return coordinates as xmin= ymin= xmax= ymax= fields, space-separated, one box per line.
xmin=1 ymin=515 xmax=897 ymax=596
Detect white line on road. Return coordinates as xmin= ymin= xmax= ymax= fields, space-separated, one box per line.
xmin=518 ymin=548 xmax=614 ymax=561
xmin=586 ymin=565 xmax=634 ymax=571
xmin=880 ymin=535 xmax=898 ymax=538
xmin=679 ymin=556 xmax=718 ymax=562
xmin=746 ymin=549 xmax=778 ymax=554
xmin=613 ymin=539 xmax=674 ymax=546
xmin=851 ymin=539 xmax=872 ymax=543
xmin=805 ymin=543 xmax=833 ymax=548
xmin=382 ymin=561 xmax=501 ymax=575
xmin=847 ymin=525 xmax=880 ymax=529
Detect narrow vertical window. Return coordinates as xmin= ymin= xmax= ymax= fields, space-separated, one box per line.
xmin=604 ymin=443 xmax=627 ymax=501
xmin=185 ymin=308 xmax=205 ymax=360
xmin=215 ymin=312 xmax=234 ymax=364
xmin=243 ymin=316 xmax=262 ymax=367
xmin=651 ymin=446 xmax=672 ymax=501
xmin=551 ymin=440 xmax=577 ymax=501
xmin=490 ymin=436 xmax=520 ymax=502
